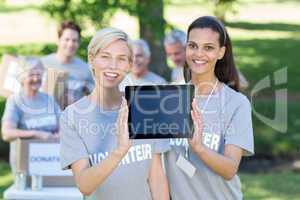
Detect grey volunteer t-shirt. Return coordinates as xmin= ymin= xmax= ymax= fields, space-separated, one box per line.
xmin=119 ymin=71 xmax=167 ymax=92
xmin=59 ymin=96 xmax=170 ymax=200
xmin=171 ymin=67 xmax=185 ymax=84
xmin=2 ymin=92 xmax=61 ymax=173
xmin=41 ymin=53 xmax=95 ymax=104
xmin=164 ymin=84 xmax=254 ymax=200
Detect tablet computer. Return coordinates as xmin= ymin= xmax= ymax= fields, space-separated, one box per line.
xmin=125 ymin=84 xmax=194 ymax=139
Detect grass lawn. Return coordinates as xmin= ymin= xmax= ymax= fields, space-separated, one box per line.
xmin=240 ymin=171 xmax=300 ymax=200
xmin=230 ymin=24 xmax=300 ymax=93
xmin=0 ymin=161 xmax=13 ymax=200
xmin=1 ymin=160 xmax=300 ymax=200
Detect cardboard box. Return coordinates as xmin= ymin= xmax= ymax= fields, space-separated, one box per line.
xmin=15 ymin=138 xmax=75 ymax=187
xmin=0 ymin=54 xmax=22 ymax=98
xmin=41 ymin=68 xmax=69 ymax=109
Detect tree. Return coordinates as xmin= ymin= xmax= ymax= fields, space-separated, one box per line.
xmin=211 ymin=0 xmax=238 ymax=22
xmin=41 ymin=0 xmax=170 ymax=79
xmin=136 ymin=0 xmax=169 ymax=77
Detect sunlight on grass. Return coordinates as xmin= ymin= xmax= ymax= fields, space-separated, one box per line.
xmin=229 ymin=28 xmax=300 ymax=40
xmin=0 ymin=161 xmax=13 ymax=200
xmin=241 ymin=171 xmax=300 ymax=200
xmin=0 ymin=173 xmax=13 ymax=186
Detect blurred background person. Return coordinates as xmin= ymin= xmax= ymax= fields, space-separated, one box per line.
xmin=1 ymin=57 xmax=61 ymax=174
xmin=164 ymin=29 xmax=186 ymax=83
xmin=119 ymin=39 xmax=166 ymax=91
xmin=41 ymin=21 xmax=94 ymax=107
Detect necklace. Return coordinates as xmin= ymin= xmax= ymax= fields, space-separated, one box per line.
xmin=200 ymin=79 xmax=219 ymax=113
xmin=185 ymin=79 xmax=219 ymax=159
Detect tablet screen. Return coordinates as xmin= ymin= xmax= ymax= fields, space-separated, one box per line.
xmin=125 ymin=85 xmax=194 ymax=139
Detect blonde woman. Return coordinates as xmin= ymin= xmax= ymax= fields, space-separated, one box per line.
xmin=59 ymin=28 xmax=169 ymax=199
xmin=1 ymin=57 xmax=61 ymax=174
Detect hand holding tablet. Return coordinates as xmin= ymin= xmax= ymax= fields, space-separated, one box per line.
xmin=125 ymin=84 xmax=194 ymax=139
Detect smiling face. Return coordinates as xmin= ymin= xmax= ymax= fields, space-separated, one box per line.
xmin=186 ymin=28 xmax=225 ymax=78
xmin=57 ymin=28 xmax=80 ymax=59
xmin=22 ymin=67 xmax=44 ymax=93
xmin=131 ymin=45 xmax=149 ymax=77
xmin=92 ymin=39 xmax=131 ymax=89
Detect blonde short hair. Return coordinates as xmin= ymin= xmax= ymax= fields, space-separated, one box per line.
xmin=87 ymin=27 xmax=132 ymax=65
xmin=17 ymin=56 xmax=44 ymax=82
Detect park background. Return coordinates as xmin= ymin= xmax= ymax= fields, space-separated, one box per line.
xmin=0 ymin=0 xmax=299 ymax=199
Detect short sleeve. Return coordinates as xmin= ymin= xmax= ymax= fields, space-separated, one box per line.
xmin=2 ymin=95 xmax=20 ymax=125
xmin=225 ymin=96 xmax=254 ymax=156
xmin=152 ymin=139 xmax=171 ymax=154
xmin=59 ymin=111 xmax=89 ymax=170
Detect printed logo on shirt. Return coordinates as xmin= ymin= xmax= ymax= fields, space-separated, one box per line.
xmin=170 ymin=132 xmax=221 ymax=152
xmin=24 ymin=115 xmax=57 ymax=129
xmin=89 ymin=144 xmax=152 ymax=166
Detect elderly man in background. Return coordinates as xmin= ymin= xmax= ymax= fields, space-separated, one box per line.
xmin=164 ymin=30 xmax=186 ymax=83
xmin=119 ymin=39 xmax=166 ymax=91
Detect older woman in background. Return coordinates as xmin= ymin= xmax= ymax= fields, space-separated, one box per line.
xmin=1 ymin=57 xmax=61 ymax=174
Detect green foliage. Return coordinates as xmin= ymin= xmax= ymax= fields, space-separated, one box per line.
xmin=0 ymin=37 xmax=91 ymax=62
xmin=41 ymin=0 xmax=169 ymax=77
xmin=240 ymin=171 xmax=300 ymax=200
xmin=229 ymin=22 xmax=300 ymax=93
xmin=41 ymin=0 xmax=117 ymax=28
xmin=211 ymin=0 xmax=239 ymax=21
xmin=0 ymin=44 xmax=55 ymax=57
xmin=40 ymin=0 xmax=145 ymax=29
xmin=251 ymin=101 xmax=300 ymax=156
xmin=0 ymin=97 xmax=8 ymax=159
xmin=228 ymin=20 xmax=300 ymax=156
xmin=0 ymin=160 xmax=13 ymax=200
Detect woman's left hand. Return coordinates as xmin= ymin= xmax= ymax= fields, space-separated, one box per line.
xmin=188 ymin=99 xmax=205 ymax=153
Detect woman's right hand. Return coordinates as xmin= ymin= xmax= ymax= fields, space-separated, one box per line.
xmin=115 ymin=97 xmax=132 ymax=157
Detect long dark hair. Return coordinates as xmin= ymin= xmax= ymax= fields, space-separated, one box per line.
xmin=184 ymin=16 xmax=240 ymax=91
